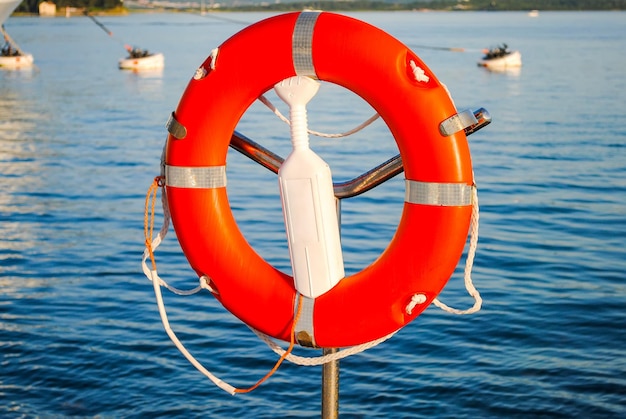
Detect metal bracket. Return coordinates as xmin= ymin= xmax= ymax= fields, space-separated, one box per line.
xmin=166 ymin=112 xmax=187 ymax=140
xmin=229 ymin=107 xmax=491 ymax=198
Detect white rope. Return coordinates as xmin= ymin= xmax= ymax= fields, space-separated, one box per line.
xmin=210 ymin=47 xmax=219 ymax=70
xmin=150 ymin=268 xmax=237 ymax=395
xmin=432 ymin=186 xmax=482 ymax=314
xmin=141 ymin=187 xmax=204 ymax=296
xmin=141 ymin=179 xmax=394 ymax=370
xmin=399 ymin=54 xmax=479 ymax=313
xmin=259 ymin=62 xmax=436 ymax=138
xmin=409 ymin=59 xmax=459 ymax=111
xmin=405 ymin=293 xmax=427 ymax=315
xmin=441 ymin=82 xmax=457 ymax=109
xmin=143 ymin=181 xmax=237 ymax=395
xmin=252 ymin=328 xmax=397 ymax=366
xmin=144 ymin=183 xmax=480 ymax=393
xmin=193 ymin=48 xmax=218 ymax=80
xmin=409 ymin=60 xmax=430 ymax=83
xmin=258 ymin=94 xmax=380 ymax=138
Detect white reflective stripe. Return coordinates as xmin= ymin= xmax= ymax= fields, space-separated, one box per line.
xmin=293 ymin=11 xmax=320 ymax=78
xmin=405 ymin=180 xmax=473 ymax=206
xmin=439 ymin=109 xmax=478 ymax=137
xmin=165 ymin=165 xmax=226 ymax=189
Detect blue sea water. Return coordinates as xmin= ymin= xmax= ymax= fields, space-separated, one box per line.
xmin=1 ymin=9 xmax=625 ymax=418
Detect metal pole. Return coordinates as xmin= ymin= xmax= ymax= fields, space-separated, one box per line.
xmin=321 ymin=347 xmax=340 ymax=419
xmin=319 ymin=195 xmax=344 ymax=419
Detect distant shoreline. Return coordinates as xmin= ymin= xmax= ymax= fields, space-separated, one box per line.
xmin=11 ymin=0 xmax=626 ymax=17
xmin=12 ymin=8 xmax=626 ymax=18
xmin=12 ymin=6 xmax=129 ymax=18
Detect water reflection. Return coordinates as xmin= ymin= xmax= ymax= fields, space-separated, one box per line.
xmin=0 ymin=66 xmax=38 ymax=85
xmin=0 ymin=63 xmax=36 ymax=74
xmin=0 ymin=89 xmax=46 ymax=276
xmin=122 ymin=67 xmax=164 ymax=99
xmin=124 ymin=66 xmax=164 ymax=79
xmin=479 ymin=65 xmax=522 ymax=77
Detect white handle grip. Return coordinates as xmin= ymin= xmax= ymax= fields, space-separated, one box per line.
xmin=276 ymin=76 xmax=345 ymax=298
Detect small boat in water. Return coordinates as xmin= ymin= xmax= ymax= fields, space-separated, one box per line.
xmin=0 ymin=43 xmax=34 ymax=68
xmin=1 ymin=0 xmax=34 ymax=68
xmin=477 ymin=43 xmax=521 ymax=70
xmin=83 ymin=11 xmax=164 ymax=72
xmin=1 ymin=27 xmax=34 ymax=69
xmin=119 ymin=46 xmax=164 ymax=71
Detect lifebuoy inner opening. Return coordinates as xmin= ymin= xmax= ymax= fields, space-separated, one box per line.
xmin=227 ymin=80 xmax=403 ymax=278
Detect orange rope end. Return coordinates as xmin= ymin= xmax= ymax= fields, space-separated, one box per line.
xmin=234 ymin=294 xmax=305 ymax=394
xmin=143 ymin=173 xmax=301 ymax=394
xmin=144 ymin=176 xmax=163 ymax=271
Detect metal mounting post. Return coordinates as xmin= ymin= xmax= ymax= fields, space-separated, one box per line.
xmin=321 ymin=347 xmax=340 ymax=419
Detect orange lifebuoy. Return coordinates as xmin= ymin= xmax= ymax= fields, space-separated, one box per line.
xmin=164 ymin=11 xmax=475 ymax=348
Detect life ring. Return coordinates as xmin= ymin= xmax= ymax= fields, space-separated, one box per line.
xmin=164 ymin=11 xmax=475 ymax=348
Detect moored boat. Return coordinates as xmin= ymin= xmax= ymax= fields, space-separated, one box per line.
xmin=83 ymin=11 xmax=165 ymax=72
xmin=1 ymin=21 xmax=34 ymax=69
xmin=0 ymin=45 xmax=34 ymax=68
xmin=119 ymin=46 xmax=164 ymax=71
xmin=477 ymin=43 xmax=521 ymax=69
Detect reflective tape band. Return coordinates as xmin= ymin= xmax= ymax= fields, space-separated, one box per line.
xmin=439 ymin=109 xmax=478 ymax=137
xmin=292 ymin=11 xmax=320 ymax=78
xmin=166 ymin=112 xmax=187 ymax=140
xmin=294 ymin=295 xmax=317 ymax=348
xmin=405 ymin=180 xmax=473 ymax=206
xmin=165 ymin=165 xmax=226 ymax=189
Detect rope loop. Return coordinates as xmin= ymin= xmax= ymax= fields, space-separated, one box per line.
xmin=405 ymin=293 xmax=427 ymax=315
xmin=432 ymin=186 xmax=482 ymax=315
xmin=259 ymin=94 xmax=380 ymax=139
xmin=252 ymin=328 xmax=397 ymax=366
xmin=142 ymin=177 xmax=204 ymax=296
xmin=142 ymin=176 xmax=309 ymax=394
xmin=210 ymin=47 xmax=219 ymax=70
xmin=234 ymin=295 xmax=304 ymax=393
xmin=409 ymin=60 xmax=430 ymax=83
xmin=144 ymin=176 xmax=162 ymax=271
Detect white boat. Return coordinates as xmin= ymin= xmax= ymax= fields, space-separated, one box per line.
xmin=119 ymin=47 xmax=164 ymax=71
xmin=477 ymin=44 xmax=522 ymax=69
xmin=1 ymin=0 xmax=34 ymax=69
xmin=83 ymin=13 xmax=164 ymax=71
xmin=0 ymin=48 xmax=33 ymax=68
xmin=528 ymin=9 xmax=539 ymax=17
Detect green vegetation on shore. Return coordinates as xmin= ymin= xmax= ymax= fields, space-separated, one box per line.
xmin=224 ymin=0 xmax=626 ymax=12
xmin=15 ymin=0 xmax=626 ymax=15
xmin=16 ymin=0 xmax=122 ymax=14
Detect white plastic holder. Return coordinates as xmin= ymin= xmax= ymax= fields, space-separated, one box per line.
xmin=275 ymin=76 xmax=345 ymax=299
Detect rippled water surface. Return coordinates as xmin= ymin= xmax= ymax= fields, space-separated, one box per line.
xmin=1 ymin=10 xmax=625 ymax=418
